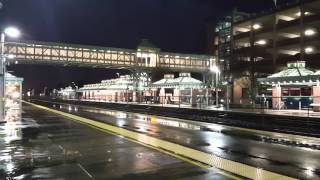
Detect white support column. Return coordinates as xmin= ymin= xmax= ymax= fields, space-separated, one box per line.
xmin=0 ymin=33 xmax=5 ymax=120
xmin=312 ymin=84 xmax=320 ymax=112
xmin=159 ymin=88 xmax=165 ymax=104
xmin=272 ymin=83 xmax=282 ymax=110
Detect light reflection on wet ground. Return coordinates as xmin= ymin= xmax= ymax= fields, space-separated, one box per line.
xmin=84 ymin=108 xmax=203 ymax=131
xmin=82 ymin=106 xmax=320 ymax=148
xmin=46 ymin=102 xmax=320 ymax=179
xmin=0 ymin=104 xmax=231 ymax=179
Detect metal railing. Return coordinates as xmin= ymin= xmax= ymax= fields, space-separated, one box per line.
xmin=49 ymin=94 xmax=320 ymax=119
xmin=60 ymin=95 xmax=226 ymax=110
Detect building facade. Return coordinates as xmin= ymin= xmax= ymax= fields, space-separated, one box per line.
xmin=78 ymin=75 xmax=149 ymax=102
xmin=148 ymin=73 xmax=206 ymax=105
xmin=57 ymin=86 xmax=77 ymax=100
xmin=74 ymin=73 xmax=209 ymax=106
xmin=258 ymin=61 xmax=320 ymax=110
xmin=213 ymin=0 xmax=320 ymax=105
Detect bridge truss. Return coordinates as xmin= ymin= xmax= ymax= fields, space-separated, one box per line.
xmin=5 ymin=40 xmax=214 ymax=73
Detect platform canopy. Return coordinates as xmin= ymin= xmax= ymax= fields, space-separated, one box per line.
xmin=5 ymin=73 xmax=24 ymax=84
xmin=79 ymin=75 xmax=134 ymax=91
xmin=150 ymin=73 xmax=204 ymax=89
xmin=258 ymin=61 xmax=320 ymax=86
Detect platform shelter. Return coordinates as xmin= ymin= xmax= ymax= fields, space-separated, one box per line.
xmin=258 ymin=61 xmax=320 ymax=111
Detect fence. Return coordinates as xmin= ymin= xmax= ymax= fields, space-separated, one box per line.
xmin=66 ymin=95 xmax=227 ymax=109
xmin=57 ymin=94 xmax=320 ymax=114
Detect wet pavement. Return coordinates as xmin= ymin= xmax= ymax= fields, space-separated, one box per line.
xmin=31 ymin=100 xmax=320 ymax=179
xmin=0 ymin=104 xmax=231 ymax=180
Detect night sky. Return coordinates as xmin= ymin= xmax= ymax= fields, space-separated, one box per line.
xmin=0 ymin=0 xmax=282 ymax=93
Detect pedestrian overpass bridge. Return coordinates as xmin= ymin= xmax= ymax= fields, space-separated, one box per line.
xmin=4 ymin=40 xmax=214 ymax=73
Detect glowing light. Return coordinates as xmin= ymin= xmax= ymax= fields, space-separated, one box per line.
xmin=7 ymin=54 xmax=15 ymax=59
xmin=117 ymin=120 xmax=126 ymax=127
xmin=209 ymin=124 xmax=224 ymax=133
xmin=296 ymin=11 xmax=310 ymax=16
xmin=210 ymin=65 xmax=220 ymax=73
xmin=252 ymin=24 xmax=261 ymax=30
xmin=304 ymin=29 xmax=316 ymax=36
xmin=305 ymin=167 xmax=314 ymax=176
xmin=4 ymin=26 xmax=20 ymax=38
xmin=256 ymin=39 xmax=267 ymax=45
xmin=305 ymin=47 xmax=313 ymax=53
xmin=6 ymin=162 xmax=14 ymax=172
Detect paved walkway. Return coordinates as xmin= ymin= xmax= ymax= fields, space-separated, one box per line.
xmin=0 ymin=104 xmax=232 ymax=180
xmin=25 ymin=101 xmax=297 ymax=180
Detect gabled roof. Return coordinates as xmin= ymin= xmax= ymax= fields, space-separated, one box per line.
xmin=5 ymin=73 xmax=24 ymax=82
xmin=173 ymin=76 xmax=203 ymax=85
xmin=79 ymin=75 xmax=134 ymax=91
xmin=268 ymin=68 xmax=314 ymax=78
xmin=268 ymin=61 xmax=314 ymax=78
xmin=153 ymin=78 xmax=170 ymax=85
xmin=258 ymin=61 xmax=320 ymax=86
xmin=150 ymin=74 xmax=204 ymax=89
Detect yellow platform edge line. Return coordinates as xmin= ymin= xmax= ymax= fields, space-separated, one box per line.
xmin=25 ymin=101 xmax=241 ymax=180
xmin=84 ymin=122 xmax=241 ymax=180
xmin=24 ymin=101 xmax=297 ymax=180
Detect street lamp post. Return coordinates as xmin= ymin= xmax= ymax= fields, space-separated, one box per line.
xmin=0 ymin=26 xmax=21 ymax=121
xmin=210 ymin=65 xmax=220 ymax=108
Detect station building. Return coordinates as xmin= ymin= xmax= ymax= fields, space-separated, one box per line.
xmin=212 ymin=0 xmax=320 ymax=106
xmin=78 ymin=75 xmax=149 ymax=102
xmin=257 ymin=61 xmax=320 ymax=110
xmin=76 ymin=73 xmax=207 ymax=106
xmin=148 ymin=73 xmax=206 ymax=105
xmin=57 ymin=86 xmax=77 ymax=100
